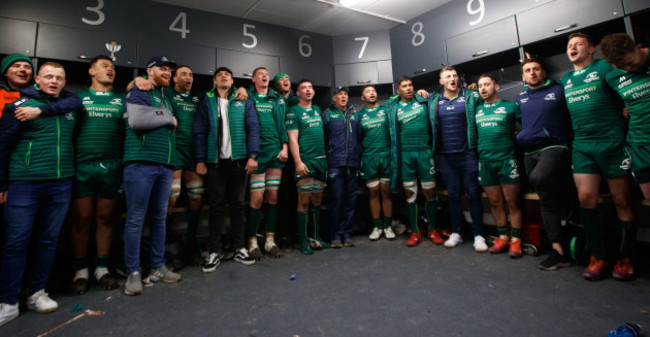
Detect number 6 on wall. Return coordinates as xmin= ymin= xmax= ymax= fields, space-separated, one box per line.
xmin=243 ymin=24 xmax=257 ymax=49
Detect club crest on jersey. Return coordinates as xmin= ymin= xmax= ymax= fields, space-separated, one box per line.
xmin=234 ymin=101 xmax=244 ymax=107
xmin=620 ymin=157 xmax=631 ymax=170
xmin=519 ymin=97 xmax=529 ymax=104
xmin=583 ymin=72 xmax=600 ymax=83
xmin=377 ymin=110 xmax=385 ymax=117
xmin=458 ymin=97 xmax=466 ymax=103
xmin=65 ymin=112 xmax=75 ymax=121
xmin=110 ymin=98 xmax=122 ymax=105
xmin=494 ymin=107 xmax=506 ymax=114
xmin=544 ymin=93 xmax=556 ymax=101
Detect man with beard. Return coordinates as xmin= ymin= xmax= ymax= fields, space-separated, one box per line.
xmin=357 ymin=85 xmax=395 ymax=241
xmin=474 ymin=74 xmax=524 ymax=258
xmin=122 ymin=56 xmax=181 ymax=296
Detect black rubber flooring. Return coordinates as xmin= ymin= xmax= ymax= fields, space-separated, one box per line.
xmin=3 ymin=235 xmax=650 ymax=337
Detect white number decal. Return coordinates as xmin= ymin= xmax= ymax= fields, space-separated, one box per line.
xmin=299 ymin=35 xmax=312 ymax=57
xmin=82 ymin=0 xmax=105 ymax=26
xmin=467 ymin=0 xmax=485 ymax=26
xmin=411 ymin=22 xmax=425 ymax=47
xmin=242 ymin=24 xmax=257 ymax=49
xmin=355 ymin=37 xmax=369 ymax=59
xmin=169 ymin=12 xmax=190 ymax=39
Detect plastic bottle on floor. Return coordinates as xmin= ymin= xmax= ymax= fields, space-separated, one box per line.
xmin=608 ymin=323 xmax=642 ymax=337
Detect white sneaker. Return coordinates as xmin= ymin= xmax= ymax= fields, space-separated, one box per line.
xmin=473 ymin=235 xmax=488 ymax=253
xmin=444 ymin=233 xmax=463 ymax=248
xmin=27 ymin=289 xmax=58 ymax=313
xmin=0 ymin=303 xmax=19 ymax=327
xmin=368 ymin=227 xmax=383 ymax=241
xmin=384 ymin=227 xmax=396 ymax=240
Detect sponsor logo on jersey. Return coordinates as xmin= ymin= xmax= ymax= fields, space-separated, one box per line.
xmin=95 ymin=91 xmax=110 ymax=96
xmin=12 ymin=97 xmax=28 ymax=107
xmin=544 ymin=93 xmax=556 ymax=101
xmin=192 ymin=97 xmax=200 ymax=103
xmin=362 ymin=114 xmax=370 ymax=120
xmin=564 ymin=79 xmax=573 ymax=90
xmin=618 ymin=78 xmax=632 ymax=89
xmin=619 ymin=76 xmax=627 ymax=82
xmin=446 ymin=106 xmax=455 ymax=111
xmin=82 ymin=96 xmax=91 ymax=101
xmin=476 ymin=109 xmax=484 ymax=117
xmin=584 ymin=72 xmax=600 ymax=83
xmin=65 ymin=112 xmax=75 ymax=121
xmin=494 ymin=107 xmax=506 ymax=114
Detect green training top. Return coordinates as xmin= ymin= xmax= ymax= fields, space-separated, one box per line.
xmin=76 ymin=88 xmax=125 ymax=162
xmin=358 ymin=105 xmax=390 ymax=156
xmin=561 ymin=59 xmax=625 ymax=141
xmin=474 ymin=100 xmax=519 ymax=160
xmin=164 ymin=87 xmax=200 ymax=150
xmin=286 ymin=104 xmax=325 ymax=160
xmin=395 ymin=99 xmax=430 ymax=152
xmin=253 ymin=92 xmax=282 ymax=149
xmin=605 ymin=55 xmax=650 ymax=145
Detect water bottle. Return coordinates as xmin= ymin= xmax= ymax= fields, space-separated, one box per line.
xmin=608 ymin=323 xmax=642 ymax=337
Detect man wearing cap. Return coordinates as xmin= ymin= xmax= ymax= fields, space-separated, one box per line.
xmin=194 ymin=66 xmax=260 ymax=271
xmin=122 ymin=56 xmax=181 ymax=296
xmin=246 ymin=67 xmax=288 ymax=260
xmin=0 ymin=62 xmax=77 ymax=326
xmin=322 ymin=86 xmax=359 ymax=248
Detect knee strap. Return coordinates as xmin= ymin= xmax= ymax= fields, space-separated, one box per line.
xmin=185 ymin=180 xmax=205 ymax=199
xmin=171 ymin=178 xmax=182 ymax=198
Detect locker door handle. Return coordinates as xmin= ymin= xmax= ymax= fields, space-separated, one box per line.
xmin=356 ymin=80 xmax=372 ymax=84
xmin=472 ymin=50 xmax=489 ymax=57
xmin=413 ymin=69 xmax=427 ymax=75
xmin=554 ymin=23 xmax=578 ymax=33
xmin=242 ymin=73 xmax=253 ymax=77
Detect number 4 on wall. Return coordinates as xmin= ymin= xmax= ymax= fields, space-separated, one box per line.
xmin=170 ymin=12 xmax=190 ymax=39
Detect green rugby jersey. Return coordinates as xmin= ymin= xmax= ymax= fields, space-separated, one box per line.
xmin=605 ymin=55 xmax=650 ymax=144
xmin=164 ymin=87 xmax=200 ymax=149
xmin=76 ymin=88 xmax=125 ymax=162
xmin=358 ymin=105 xmax=390 ymax=156
xmin=395 ymin=100 xmax=430 ymax=152
xmin=474 ymin=100 xmax=519 ymax=160
xmin=253 ymin=92 xmax=282 ymax=148
xmin=286 ymin=104 xmax=325 ymax=160
xmin=561 ymin=59 xmax=625 ymax=141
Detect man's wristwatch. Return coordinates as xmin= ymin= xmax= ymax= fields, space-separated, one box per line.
xmin=250 ymin=155 xmax=258 ymax=160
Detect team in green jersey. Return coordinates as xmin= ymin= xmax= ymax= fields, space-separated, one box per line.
xmin=246 ymin=67 xmax=289 ymax=260
xmin=474 ymin=74 xmax=524 ymax=258
xmin=70 ymin=55 xmax=123 ymax=294
xmin=357 ymin=85 xmax=395 ymax=241
xmin=286 ymin=79 xmax=328 ymax=255
xmin=562 ymin=33 xmax=637 ymax=281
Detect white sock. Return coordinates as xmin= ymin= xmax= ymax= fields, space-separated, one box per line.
xmin=94 ymin=267 xmax=109 ymax=281
xmin=73 ymin=268 xmax=89 ymax=281
xmin=249 ymin=238 xmax=259 ymax=250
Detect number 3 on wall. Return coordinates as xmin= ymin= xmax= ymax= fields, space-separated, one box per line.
xmin=82 ymin=0 xmax=105 ymax=26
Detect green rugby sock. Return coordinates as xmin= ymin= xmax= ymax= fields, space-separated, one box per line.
xmin=511 ymin=227 xmax=522 ymax=240
xmin=425 ymin=200 xmax=437 ymax=232
xmin=619 ymin=219 xmax=637 ymax=258
xmin=248 ymin=207 xmax=261 ymax=238
xmin=581 ymin=207 xmax=602 ymax=260
xmin=383 ymin=216 xmax=392 ymax=230
xmin=406 ymin=202 xmax=419 ymax=234
xmin=265 ymin=204 xmax=278 ymax=234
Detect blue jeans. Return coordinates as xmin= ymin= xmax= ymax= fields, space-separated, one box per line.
xmin=123 ymin=163 xmax=173 ymax=273
xmin=0 ymin=179 xmax=72 ymax=304
xmin=438 ymin=151 xmax=484 ymax=236
xmin=328 ymin=166 xmax=358 ymax=241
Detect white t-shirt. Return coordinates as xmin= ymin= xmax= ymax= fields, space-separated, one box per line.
xmin=218 ymin=97 xmax=232 ymax=159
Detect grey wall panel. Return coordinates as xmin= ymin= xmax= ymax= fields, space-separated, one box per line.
xmin=350 ymin=62 xmax=378 ymax=86
xmin=377 ymin=60 xmax=393 ymax=84
xmin=517 ymin=0 xmax=624 ymax=45
xmin=334 ymin=64 xmax=350 ymax=87
xmin=216 ymin=48 xmax=279 ymax=80
xmin=333 ymin=30 xmax=391 ymax=64
xmin=446 ymin=17 xmax=519 ymax=66
xmin=36 ymin=24 xmax=137 ymax=66
xmin=136 ymin=39 xmax=216 ymax=75
xmin=0 ymin=18 xmax=37 ymax=56
xmin=623 ymin=0 xmax=650 ymax=15
xmin=0 ymin=0 xmax=334 ymax=64
xmin=279 ymin=58 xmax=333 ymax=87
